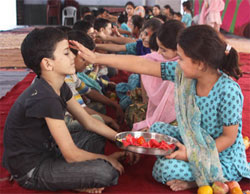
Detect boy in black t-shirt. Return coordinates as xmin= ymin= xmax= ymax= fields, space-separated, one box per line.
xmin=2 ymin=27 xmax=138 ymax=193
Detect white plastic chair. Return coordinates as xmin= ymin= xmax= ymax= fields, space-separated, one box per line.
xmin=62 ymin=6 xmax=77 ymax=26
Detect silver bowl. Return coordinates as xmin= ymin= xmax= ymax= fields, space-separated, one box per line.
xmin=115 ymin=131 xmax=178 ymax=156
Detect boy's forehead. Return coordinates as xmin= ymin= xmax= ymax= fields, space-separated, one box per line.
xmin=55 ymin=39 xmax=69 ymax=50
xmin=106 ymin=23 xmax=112 ymax=28
xmin=88 ymin=27 xmax=94 ymax=32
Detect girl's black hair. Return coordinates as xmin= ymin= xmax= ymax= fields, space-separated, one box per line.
xmin=131 ymin=15 xmax=144 ymax=30
xmin=177 ymin=25 xmax=242 ymax=80
xmin=153 ymin=5 xmax=161 ymax=10
xmin=118 ymin=12 xmax=128 ymax=24
xmin=164 ymin=5 xmax=171 ymax=9
xmin=164 ymin=5 xmax=174 ymax=16
xmin=149 ymin=31 xmax=159 ymax=51
xmin=157 ymin=20 xmax=185 ymax=50
xmin=182 ymin=1 xmax=193 ymax=15
xmin=155 ymin=14 xmax=167 ymax=23
xmin=141 ymin=18 xmax=162 ymax=32
xmin=125 ymin=1 xmax=135 ymax=9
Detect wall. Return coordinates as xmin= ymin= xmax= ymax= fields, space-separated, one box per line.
xmin=0 ymin=0 xmax=17 ymax=30
xmin=193 ymin=0 xmax=250 ymax=37
xmin=146 ymin=0 xmax=182 ymax=12
xmin=21 ymin=0 xmax=184 ymax=25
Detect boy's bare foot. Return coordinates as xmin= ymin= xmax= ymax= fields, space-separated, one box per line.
xmin=75 ymin=187 xmax=105 ymax=193
xmin=166 ymin=180 xmax=196 ymax=191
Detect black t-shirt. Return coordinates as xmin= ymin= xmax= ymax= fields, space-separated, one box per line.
xmin=2 ymin=77 xmax=72 ymax=177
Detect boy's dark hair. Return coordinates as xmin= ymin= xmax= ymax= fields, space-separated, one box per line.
xmin=174 ymin=12 xmax=182 ymax=18
xmin=155 ymin=14 xmax=167 ymax=22
xmin=73 ymin=20 xmax=93 ymax=33
xmin=125 ymin=1 xmax=135 ymax=8
xmin=56 ymin=26 xmax=72 ymax=33
xmin=149 ymin=31 xmax=159 ymax=51
xmin=81 ymin=6 xmax=90 ymax=16
xmin=153 ymin=5 xmax=161 ymax=10
xmin=178 ymin=25 xmax=242 ymax=79
xmin=92 ymin=9 xmax=99 ymax=17
xmin=68 ymin=30 xmax=95 ymax=55
xmin=118 ymin=12 xmax=128 ymax=24
xmin=94 ymin=18 xmax=111 ymax=31
xmin=83 ymin=14 xmax=96 ymax=24
xmin=141 ymin=18 xmax=162 ymax=32
xmin=97 ymin=8 xmax=108 ymax=15
xmin=157 ymin=20 xmax=185 ymax=51
xmin=21 ymin=27 xmax=67 ymax=76
xmin=131 ymin=15 xmax=144 ymax=30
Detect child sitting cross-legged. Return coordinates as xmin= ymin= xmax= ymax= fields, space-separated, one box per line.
xmin=2 ymin=27 xmax=139 ymax=193
xmin=70 ymin=24 xmax=250 ymax=191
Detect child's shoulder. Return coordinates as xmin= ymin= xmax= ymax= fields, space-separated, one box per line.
xmin=217 ymin=72 xmax=243 ymax=97
xmin=65 ymin=74 xmax=79 ymax=83
xmin=219 ymin=73 xmax=241 ymax=88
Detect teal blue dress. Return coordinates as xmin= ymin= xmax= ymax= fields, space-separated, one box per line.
xmin=181 ymin=12 xmax=192 ymax=27
xmin=151 ymin=61 xmax=250 ymax=184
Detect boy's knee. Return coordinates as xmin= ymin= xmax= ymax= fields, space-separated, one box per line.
xmin=94 ymin=160 xmax=119 ymax=186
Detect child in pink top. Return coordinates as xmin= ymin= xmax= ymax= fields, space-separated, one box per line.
xmin=132 ymin=20 xmax=185 ymax=131
xmin=198 ymin=0 xmax=225 ymax=31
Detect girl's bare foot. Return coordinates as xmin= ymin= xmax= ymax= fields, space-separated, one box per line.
xmin=75 ymin=187 xmax=105 ymax=193
xmin=166 ymin=180 xmax=197 ymax=191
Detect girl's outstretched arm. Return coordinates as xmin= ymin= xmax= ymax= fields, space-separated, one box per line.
xmin=70 ymin=40 xmax=161 ymax=77
xmin=96 ymin=43 xmax=127 ymax=52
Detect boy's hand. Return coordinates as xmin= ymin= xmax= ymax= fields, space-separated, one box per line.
xmin=125 ymin=151 xmax=140 ymax=165
xmin=69 ymin=40 xmax=97 ymax=64
xmin=114 ymin=104 xmax=124 ymax=124
xmin=105 ymin=152 xmax=124 ymax=175
xmin=112 ymin=26 xmax=122 ymax=37
xmin=165 ymin=142 xmax=188 ymax=161
xmin=106 ymin=117 xmax=120 ymax=131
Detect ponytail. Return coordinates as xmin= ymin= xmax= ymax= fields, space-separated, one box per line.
xmin=221 ymin=46 xmax=242 ymax=80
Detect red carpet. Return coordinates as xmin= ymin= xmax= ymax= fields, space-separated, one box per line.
xmin=0 ymin=53 xmax=250 ymax=193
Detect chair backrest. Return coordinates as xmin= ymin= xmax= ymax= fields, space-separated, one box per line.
xmin=62 ymin=6 xmax=77 ymax=17
xmin=47 ymin=0 xmax=61 ymax=24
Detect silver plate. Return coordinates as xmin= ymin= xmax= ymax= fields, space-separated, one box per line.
xmin=115 ymin=131 xmax=178 ymax=156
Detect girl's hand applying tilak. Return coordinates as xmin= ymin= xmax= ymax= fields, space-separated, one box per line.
xmin=69 ymin=40 xmax=97 ymax=64
xmin=165 ymin=142 xmax=188 ymax=162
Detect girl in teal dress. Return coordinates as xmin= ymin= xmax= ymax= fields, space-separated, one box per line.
xmin=70 ymin=24 xmax=250 ymax=191
xmin=181 ymin=1 xmax=193 ymax=27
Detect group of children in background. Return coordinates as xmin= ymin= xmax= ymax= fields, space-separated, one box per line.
xmin=2 ymin=0 xmax=249 ymax=193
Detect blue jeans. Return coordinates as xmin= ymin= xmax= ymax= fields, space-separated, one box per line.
xmin=15 ymin=118 xmax=119 ymax=191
